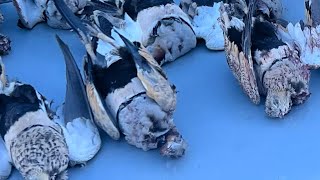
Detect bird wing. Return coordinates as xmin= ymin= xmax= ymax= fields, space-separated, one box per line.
xmin=219 ymin=0 xmax=260 ymax=104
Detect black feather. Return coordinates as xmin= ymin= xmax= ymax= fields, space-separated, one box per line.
xmin=228 ymin=27 xmax=243 ymax=52
xmin=0 ymin=85 xmax=42 ymax=138
xmin=251 ymin=20 xmax=285 ymax=52
xmin=91 ymin=48 xmax=138 ymax=98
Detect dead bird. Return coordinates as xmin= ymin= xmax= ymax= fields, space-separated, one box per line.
xmin=0 ymin=69 xmax=69 ymax=179
xmin=219 ymin=0 xmax=310 ymax=118
xmin=12 ymin=0 xmax=196 ymax=65
xmin=0 ymin=37 xmax=102 ymax=178
xmin=53 ymin=0 xmax=187 ymax=158
xmin=82 ymin=0 xmax=197 ymax=65
xmin=11 ymin=0 xmax=120 ymax=29
xmin=54 ymin=35 xmax=102 ymax=166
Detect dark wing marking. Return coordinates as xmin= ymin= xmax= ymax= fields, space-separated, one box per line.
xmin=83 ymin=54 xmax=120 ymax=140
xmin=251 ymin=20 xmax=286 ymax=52
xmin=220 ymin=0 xmax=260 ymax=104
xmin=0 ymin=85 xmax=42 ymax=138
xmin=56 ymin=35 xmax=93 ymax=124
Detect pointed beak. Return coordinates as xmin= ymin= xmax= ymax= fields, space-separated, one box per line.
xmin=55 ymin=35 xmax=93 ymax=123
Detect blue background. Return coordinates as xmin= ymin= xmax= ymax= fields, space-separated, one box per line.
xmin=3 ymin=1 xmax=319 ymax=179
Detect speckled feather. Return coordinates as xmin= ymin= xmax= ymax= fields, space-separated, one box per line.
xmin=53 ymin=0 xmax=187 ymax=157
xmin=220 ymin=0 xmax=310 ymax=118
xmin=0 ymin=83 xmax=69 ymax=179
xmin=219 ymin=1 xmax=260 ymax=104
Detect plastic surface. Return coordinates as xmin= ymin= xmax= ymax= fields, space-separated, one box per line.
xmin=3 ymin=1 xmax=320 ymax=179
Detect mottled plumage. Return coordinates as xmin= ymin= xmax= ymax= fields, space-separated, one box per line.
xmin=274 ymin=0 xmax=320 ymax=69
xmin=0 ymin=82 xmax=69 ymax=179
xmin=219 ymin=0 xmax=260 ymax=104
xmin=53 ymin=0 xmax=187 ymax=157
xmin=220 ymin=0 xmax=310 ymax=118
xmin=84 ymin=0 xmax=197 ymax=65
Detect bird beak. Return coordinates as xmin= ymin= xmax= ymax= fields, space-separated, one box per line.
xmin=55 ymin=35 xmax=94 ymax=124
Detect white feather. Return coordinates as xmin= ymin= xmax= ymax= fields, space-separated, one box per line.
xmin=0 ymin=137 xmax=11 ymax=180
xmin=54 ymin=106 xmax=101 ymax=165
xmin=192 ymin=3 xmax=224 ymax=50
xmin=112 ymin=13 xmax=143 ymax=46
xmin=12 ymin=0 xmax=47 ymax=28
xmin=2 ymin=82 xmax=16 ymax=96
xmin=278 ymin=22 xmax=320 ymax=67
xmin=230 ymin=17 xmax=245 ymax=31
xmin=96 ymin=39 xmax=121 ymax=67
xmin=96 ymin=13 xmax=142 ymax=67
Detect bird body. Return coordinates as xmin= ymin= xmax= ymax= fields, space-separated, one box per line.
xmin=220 ymin=0 xmax=310 ymax=118
xmin=0 ymin=83 xmax=69 ymax=180
xmin=53 ymin=0 xmax=187 ymax=157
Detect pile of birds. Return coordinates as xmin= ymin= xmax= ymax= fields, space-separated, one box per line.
xmin=0 ymin=0 xmax=319 ymax=179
